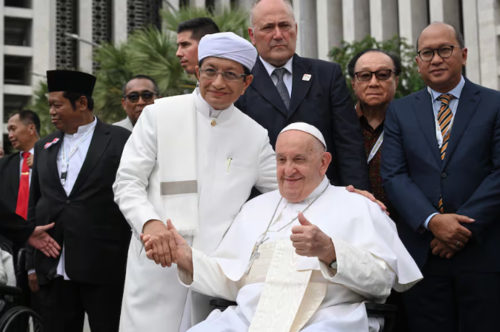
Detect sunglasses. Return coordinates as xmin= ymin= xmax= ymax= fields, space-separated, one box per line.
xmin=354 ymin=69 xmax=395 ymax=82
xmin=124 ymin=91 xmax=156 ymax=103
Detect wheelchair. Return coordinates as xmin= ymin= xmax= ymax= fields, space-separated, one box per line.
xmin=210 ymin=299 xmax=397 ymax=332
xmin=0 ymin=238 xmax=43 ymax=332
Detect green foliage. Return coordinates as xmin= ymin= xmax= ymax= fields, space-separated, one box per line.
xmin=161 ymin=6 xmax=250 ymax=39
xmin=329 ymin=35 xmax=425 ymax=102
xmin=28 ymin=81 xmax=53 ymax=138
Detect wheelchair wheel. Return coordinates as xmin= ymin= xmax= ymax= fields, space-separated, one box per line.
xmin=0 ymin=306 xmax=43 ymax=332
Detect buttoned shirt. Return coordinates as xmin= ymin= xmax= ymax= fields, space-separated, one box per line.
xmin=260 ymin=56 xmax=294 ymax=97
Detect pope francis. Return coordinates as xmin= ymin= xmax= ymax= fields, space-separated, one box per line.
xmin=143 ymin=123 xmax=423 ymax=332
xmin=113 ymin=33 xmax=278 ymax=332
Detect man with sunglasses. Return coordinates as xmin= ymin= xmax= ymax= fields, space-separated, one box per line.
xmin=114 ymin=75 xmax=160 ymax=131
xmin=114 ymin=32 xmax=278 ymax=332
xmin=381 ymin=22 xmax=500 ymax=331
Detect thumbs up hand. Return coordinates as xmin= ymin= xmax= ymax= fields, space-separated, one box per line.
xmin=291 ymin=213 xmax=336 ymax=264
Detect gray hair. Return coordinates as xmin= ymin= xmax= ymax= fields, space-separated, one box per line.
xmin=249 ymin=0 xmax=295 ymax=29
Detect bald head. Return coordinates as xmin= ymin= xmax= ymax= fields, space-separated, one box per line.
xmin=416 ymin=22 xmax=464 ymax=52
xmin=276 ymin=130 xmax=331 ymax=202
xmin=250 ymin=0 xmax=294 ymax=27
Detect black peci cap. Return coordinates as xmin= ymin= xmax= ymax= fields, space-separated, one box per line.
xmin=46 ymin=70 xmax=97 ymax=95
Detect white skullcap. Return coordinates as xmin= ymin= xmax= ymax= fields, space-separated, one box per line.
xmin=279 ymin=122 xmax=327 ymax=150
xmin=198 ymin=32 xmax=257 ymax=71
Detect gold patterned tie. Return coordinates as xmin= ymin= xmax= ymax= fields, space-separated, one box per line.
xmin=437 ymin=93 xmax=454 ymax=213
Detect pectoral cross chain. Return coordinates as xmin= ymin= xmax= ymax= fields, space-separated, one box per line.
xmin=245 ymin=236 xmax=269 ymax=275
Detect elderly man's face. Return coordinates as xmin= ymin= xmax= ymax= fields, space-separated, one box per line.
xmin=176 ymin=31 xmax=199 ymax=75
xmin=352 ymin=52 xmax=399 ymax=108
xmin=249 ymin=0 xmax=297 ymax=67
xmin=121 ymin=78 xmax=158 ymax=126
xmin=276 ymin=130 xmax=331 ymax=203
xmin=416 ymin=23 xmax=467 ymax=93
xmin=196 ymin=57 xmax=253 ymax=110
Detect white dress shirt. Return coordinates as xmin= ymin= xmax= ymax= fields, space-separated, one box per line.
xmin=56 ymin=117 xmax=97 ymax=280
xmin=423 ymin=76 xmax=465 ymax=229
xmin=260 ymin=56 xmax=294 ymax=97
xmin=19 ymin=148 xmax=34 ymax=185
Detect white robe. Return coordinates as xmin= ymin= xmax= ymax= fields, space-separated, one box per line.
xmin=113 ymin=90 xmax=278 ymax=332
xmin=178 ymin=177 xmax=423 ymax=332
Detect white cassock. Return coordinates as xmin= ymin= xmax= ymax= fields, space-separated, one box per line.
xmin=113 ymin=88 xmax=278 ymax=332
xmin=178 ymin=177 xmax=423 ymax=332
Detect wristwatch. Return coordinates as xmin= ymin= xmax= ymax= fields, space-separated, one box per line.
xmin=329 ymin=259 xmax=337 ymax=270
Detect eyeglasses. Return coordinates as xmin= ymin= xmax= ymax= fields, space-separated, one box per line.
xmin=124 ymin=91 xmax=156 ymax=103
xmin=355 ymin=69 xmax=395 ymax=82
xmin=199 ymin=68 xmax=246 ymax=81
xmin=417 ymin=45 xmax=459 ymax=62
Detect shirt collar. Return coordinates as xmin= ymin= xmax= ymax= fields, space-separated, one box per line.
xmin=429 ymin=75 xmax=465 ymax=101
xmin=259 ymin=56 xmax=294 ymax=77
xmin=19 ymin=148 xmax=34 ymax=158
xmin=67 ymin=116 xmax=97 ymax=137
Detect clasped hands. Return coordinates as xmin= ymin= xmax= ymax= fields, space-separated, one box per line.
xmin=141 ymin=214 xmax=337 ymax=269
xmin=428 ymin=213 xmax=474 ymax=259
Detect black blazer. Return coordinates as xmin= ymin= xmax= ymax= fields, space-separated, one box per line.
xmin=28 ymin=119 xmax=132 ymax=285
xmin=0 ymin=153 xmax=21 ymax=212
xmin=236 ymin=55 xmax=370 ymax=190
xmin=0 ymin=198 xmax=34 ymax=247
xmin=382 ymin=78 xmax=500 ymax=271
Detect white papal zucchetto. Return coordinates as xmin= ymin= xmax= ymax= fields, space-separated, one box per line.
xmin=279 ymin=122 xmax=327 ymax=150
xmin=198 ymin=32 xmax=258 ymax=71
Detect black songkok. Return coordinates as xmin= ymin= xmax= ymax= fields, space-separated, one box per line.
xmin=46 ymin=70 xmax=96 ymax=96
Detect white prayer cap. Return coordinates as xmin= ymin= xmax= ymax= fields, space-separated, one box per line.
xmin=279 ymin=122 xmax=327 ymax=150
xmin=198 ymin=32 xmax=257 ymax=71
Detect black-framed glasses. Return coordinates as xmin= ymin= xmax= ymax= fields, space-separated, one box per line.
xmin=417 ymin=45 xmax=459 ymax=62
xmin=124 ymin=91 xmax=156 ymax=103
xmin=200 ymin=68 xmax=246 ymax=81
xmin=355 ymin=69 xmax=395 ymax=82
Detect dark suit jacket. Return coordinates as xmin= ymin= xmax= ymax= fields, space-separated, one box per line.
xmin=381 ymin=78 xmax=500 ymax=271
xmin=0 ymin=197 xmax=34 ymax=247
xmin=0 ymin=153 xmax=21 ymax=212
xmin=236 ymin=55 xmax=370 ymax=190
xmin=28 ymin=118 xmax=132 ymax=285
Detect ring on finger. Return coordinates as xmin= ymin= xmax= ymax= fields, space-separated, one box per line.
xmin=456 ymin=241 xmax=461 ymax=247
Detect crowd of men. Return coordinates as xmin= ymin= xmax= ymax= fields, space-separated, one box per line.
xmin=0 ymin=0 xmax=499 ymax=331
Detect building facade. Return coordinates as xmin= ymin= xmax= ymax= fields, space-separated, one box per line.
xmin=0 ymin=0 xmax=498 ymax=148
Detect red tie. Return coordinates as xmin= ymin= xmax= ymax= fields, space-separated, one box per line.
xmin=16 ymin=152 xmax=31 ymax=219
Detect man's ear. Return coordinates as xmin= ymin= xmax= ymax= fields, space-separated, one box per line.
xmin=241 ymin=75 xmax=254 ymax=95
xmin=77 ymin=95 xmax=88 ymax=111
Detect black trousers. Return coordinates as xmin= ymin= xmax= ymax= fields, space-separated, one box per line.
xmin=403 ymin=252 xmax=500 ymax=332
xmin=39 ymin=277 xmax=124 ymax=332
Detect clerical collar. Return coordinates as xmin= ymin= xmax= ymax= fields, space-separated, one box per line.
xmin=284 ymin=176 xmax=330 ymax=205
xmin=260 ymin=56 xmax=293 ymax=77
xmin=194 ymin=87 xmax=231 ymax=119
xmin=65 ymin=116 xmax=97 ymax=137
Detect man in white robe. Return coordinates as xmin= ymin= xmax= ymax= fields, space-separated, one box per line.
xmin=113 ymin=33 xmax=279 ymax=332
xmin=144 ymin=123 xmax=423 ymax=332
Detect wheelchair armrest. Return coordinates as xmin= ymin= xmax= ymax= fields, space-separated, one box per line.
xmin=0 ymin=285 xmax=22 ymax=297
xmin=365 ymin=303 xmax=397 ymax=315
xmin=209 ymin=299 xmax=237 ymax=312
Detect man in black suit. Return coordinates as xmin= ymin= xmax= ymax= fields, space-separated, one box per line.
xmin=29 ymin=70 xmax=131 ymax=332
xmin=0 ymin=110 xmax=42 ymax=311
xmin=236 ymin=0 xmax=369 ymax=190
xmin=381 ymin=22 xmax=500 ymax=331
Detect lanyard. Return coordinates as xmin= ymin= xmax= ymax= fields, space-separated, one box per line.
xmin=60 ymin=122 xmax=96 ymax=185
xmin=367 ymin=131 xmax=384 ymax=164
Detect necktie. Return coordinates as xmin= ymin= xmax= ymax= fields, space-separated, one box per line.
xmin=437 ymin=94 xmax=454 ymax=213
xmin=273 ymin=68 xmax=290 ymax=110
xmin=16 ymin=152 xmax=31 ymax=219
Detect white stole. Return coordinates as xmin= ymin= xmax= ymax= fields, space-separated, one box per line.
xmin=248 ymin=240 xmax=327 ymax=332
xmin=155 ymin=95 xmax=199 ymax=236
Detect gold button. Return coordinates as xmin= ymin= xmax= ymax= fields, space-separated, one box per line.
xmin=211 ymin=119 xmax=216 ymax=126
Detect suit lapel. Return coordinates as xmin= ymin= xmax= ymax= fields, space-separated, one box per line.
xmin=442 ymin=79 xmax=480 ymax=169
xmin=413 ymin=89 xmax=441 ymax=165
xmin=70 ymin=119 xmax=111 ymax=197
xmin=250 ymin=57 xmax=289 ymax=117
xmin=44 ymin=131 xmax=67 ymax=197
xmin=288 ymin=54 xmax=313 ymax=118
xmin=8 ymin=154 xmax=20 ymax=201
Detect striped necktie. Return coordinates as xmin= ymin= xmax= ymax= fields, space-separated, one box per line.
xmin=437 ymin=93 xmax=454 ymax=213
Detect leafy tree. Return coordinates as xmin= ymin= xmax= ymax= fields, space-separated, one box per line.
xmin=28 ymin=81 xmax=52 ymax=138
xmin=329 ymin=35 xmax=425 ymax=103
